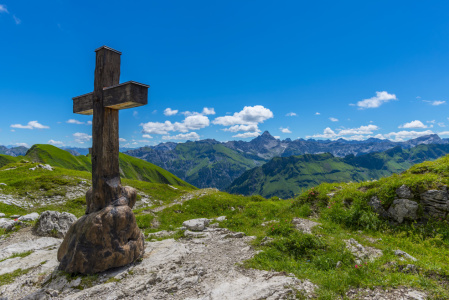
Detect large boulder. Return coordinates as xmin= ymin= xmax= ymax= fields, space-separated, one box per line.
xmin=420 ymin=188 xmax=449 ymax=218
xmin=387 ymin=199 xmax=419 ymax=223
xmin=34 ymin=211 xmax=77 ymax=238
xmin=57 ymin=205 xmax=144 ymax=274
xmin=19 ymin=212 xmax=40 ymax=222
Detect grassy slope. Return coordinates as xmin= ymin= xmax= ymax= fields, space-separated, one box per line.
xmin=24 ymin=144 xmax=194 ymax=188
xmin=0 ymin=155 xmax=19 ymax=168
xmin=227 ymin=144 xmax=449 ymax=198
xmin=137 ymin=154 xmax=449 ymax=299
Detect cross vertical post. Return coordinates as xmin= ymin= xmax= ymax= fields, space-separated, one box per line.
xmin=91 ymin=47 xmax=122 ymax=212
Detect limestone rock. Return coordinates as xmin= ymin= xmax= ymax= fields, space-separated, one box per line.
xmin=0 ymin=218 xmax=15 ymax=229
xmin=0 ymin=237 xmax=60 ymax=261
xmin=420 ymin=189 xmax=449 ymax=218
xmin=19 ymin=212 xmax=40 ymax=222
xmin=369 ymin=196 xmax=389 ymax=218
xmin=0 ymin=213 xmax=5 ymax=217
xmin=344 ymin=238 xmax=382 ymax=264
xmin=29 ymin=164 xmax=53 ymax=171
xmin=394 ymin=250 xmax=417 ymax=261
xmin=216 ymin=216 xmax=227 ymax=221
xmin=57 ymin=205 xmax=145 ymax=274
xmin=396 ymin=185 xmax=413 ymax=199
xmin=292 ymin=218 xmax=320 ymax=234
xmin=387 ymin=199 xmax=419 ymax=223
xmin=182 ymin=218 xmax=210 ymax=231
xmin=34 ymin=211 xmax=77 ymax=238
xmin=184 ymin=230 xmax=208 ymax=238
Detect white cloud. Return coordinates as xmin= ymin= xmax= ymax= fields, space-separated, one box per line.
xmin=0 ymin=4 xmax=8 ymax=13
xmin=232 ymin=132 xmax=261 ymax=139
xmin=384 ymin=130 xmax=434 ymax=141
xmin=306 ymin=127 xmax=337 ymax=139
xmin=329 ymin=117 xmax=338 ymax=122
xmin=11 ymin=120 xmax=49 ymax=129
xmin=315 ymin=112 xmax=320 ymax=115
xmin=424 ymin=100 xmax=446 ymax=106
xmin=274 ymin=136 xmax=280 ymax=139
xmin=162 ymin=132 xmax=200 ymax=141
xmin=223 ymin=124 xmax=260 ymax=132
xmin=48 ymin=140 xmax=64 ymax=146
xmin=13 ymin=15 xmax=20 ymax=24
xmin=202 ymin=107 xmax=216 ymax=115
xmin=438 ymin=123 xmax=446 ymax=128
xmin=73 ymin=132 xmax=92 ymax=143
xmin=67 ymin=119 xmax=84 ymax=125
xmin=399 ymin=120 xmax=428 ymax=129
xmin=87 ymin=121 xmax=92 ymax=125
xmin=164 ymin=108 xmax=178 ymax=116
xmin=133 ymin=111 xmax=138 ymax=118
xmin=356 ymin=91 xmax=397 ymax=109
xmin=286 ymin=112 xmax=297 ymax=117
xmin=307 ymin=125 xmax=380 ymax=139
xmin=119 ymin=138 xmax=127 ymax=142
xmin=142 ymin=134 xmax=153 ymax=139
xmin=338 ymin=125 xmax=379 ymax=135
xmin=427 ymin=120 xmax=436 ymax=124
xmin=439 ymin=131 xmax=449 ymax=136
xmin=141 ymin=115 xmax=210 ymax=135
xmin=280 ymin=127 xmax=292 ymax=133
xmin=15 ymin=142 xmax=29 ymax=147
xmin=213 ymin=105 xmax=273 ymax=126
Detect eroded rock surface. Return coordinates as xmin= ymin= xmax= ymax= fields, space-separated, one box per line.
xmin=344 ymin=238 xmax=383 ymax=264
xmin=291 ymin=218 xmax=320 ymax=234
xmin=0 ymin=228 xmax=317 ymax=300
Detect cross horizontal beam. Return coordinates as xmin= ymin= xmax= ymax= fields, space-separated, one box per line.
xmin=73 ymin=81 xmax=150 ymax=115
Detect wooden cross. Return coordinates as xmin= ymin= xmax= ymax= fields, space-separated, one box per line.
xmin=72 ymin=46 xmax=149 ymax=213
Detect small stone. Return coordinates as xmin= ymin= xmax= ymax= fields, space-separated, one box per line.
xmin=35 ymin=211 xmax=77 ymax=238
xmin=224 ymin=232 xmax=244 ymax=238
xmin=260 ymin=236 xmax=274 ymax=246
xmin=182 ymin=218 xmax=210 ymax=231
xmin=216 ymin=216 xmax=226 ymax=221
xmin=394 ymin=250 xmax=417 ymax=261
xmin=0 ymin=183 xmax=7 ymax=186
xmin=336 ymin=261 xmax=342 ymax=268
xmin=184 ymin=230 xmax=207 ymax=238
xmin=10 ymin=215 xmax=20 ymax=219
xmin=19 ymin=212 xmax=40 ymax=222
xmin=0 ymin=213 xmax=5 ymax=217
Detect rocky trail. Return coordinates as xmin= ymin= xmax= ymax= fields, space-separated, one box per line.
xmin=0 ymin=223 xmax=315 ymax=300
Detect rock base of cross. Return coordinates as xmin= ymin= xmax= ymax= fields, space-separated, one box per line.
xmin=56 ymin=186 xmax=145 ymax=274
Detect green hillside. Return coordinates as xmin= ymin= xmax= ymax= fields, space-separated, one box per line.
xmin=227 ymin=144 xmax=449 ymax=198
xmin=0 ymin=154 xmax=19 ymax=168
xmin=23 ymin=144 xmax=194 ymax=188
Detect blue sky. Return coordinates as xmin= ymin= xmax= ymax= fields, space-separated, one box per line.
xmin=2 ymin=1 xmax=449 ymax=148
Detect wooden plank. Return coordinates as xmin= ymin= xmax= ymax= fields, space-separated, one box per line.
xmin=72 ymin=81 xmax=149 ymax=114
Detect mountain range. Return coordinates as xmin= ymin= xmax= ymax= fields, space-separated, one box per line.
xmin=125 ymin=131 xmax=448 ymax=189
xmin=226 ymin=143 xmax=449 ymax=198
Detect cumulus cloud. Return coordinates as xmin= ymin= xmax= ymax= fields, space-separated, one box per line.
xmin=141 ymin=115 xmax=210 ymax=134
xmin=438 ymin=123 xmax=446 ymax=128
xmin=280 ymin=127 xmax=292 ymax=133
xmin=329 ymin=117 xmax=338 ymax=122
xmin=162 ymin=132 xmax=200 ymax=141
xmin=286 ymin=112 xmax=297 ymax=117
xmin=423 ymin=100 xmax=446 ymax=106
xmin=232 ymin=132 xmax=261 ymax=139
xmin=11 ymin=121 xmax=49 ymax=129
xmin=67 ymin=119 xmax=85 ymax=125
xmin=315 ymin=112 xmax=320 ymax=115
xmin=213 ymin=105 xmax=273 ymax=126
xmin=439 ymin=131 xmax=449 ymax=136
xmin=73 ymin=132 xmax=92 ymax=143
xmin=383 ymin=130 xmax=434 ymax=141
xmin=356 ymin=91 xmax=397 ymax=109
xmin=119 ymin=138 xmax=127 ymax=142
xmin=307 ymin=125 xmax=379 ymax=139
xmin=399 ymin=120 xmax=428 ymax=129
xmin=307 ymin=127 xmax=336 ymax=139
xmin=142 ymin=134 xmax=153 ymax=139
xmin=164 ymin=108 xmax=178 ymax=116
xmin=48 ymin=140 xmax=64 ymax=146
xmin=202 ymin=107 xmax=216 ymax=115
xmin=223 ymin=124 xmax=260 ymax=133
xmin=87 ymin=121 xmax=92 ymax=125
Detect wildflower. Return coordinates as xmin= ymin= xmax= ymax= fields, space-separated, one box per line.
xmin=355 ymin=265 xmax=359 ymax=268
